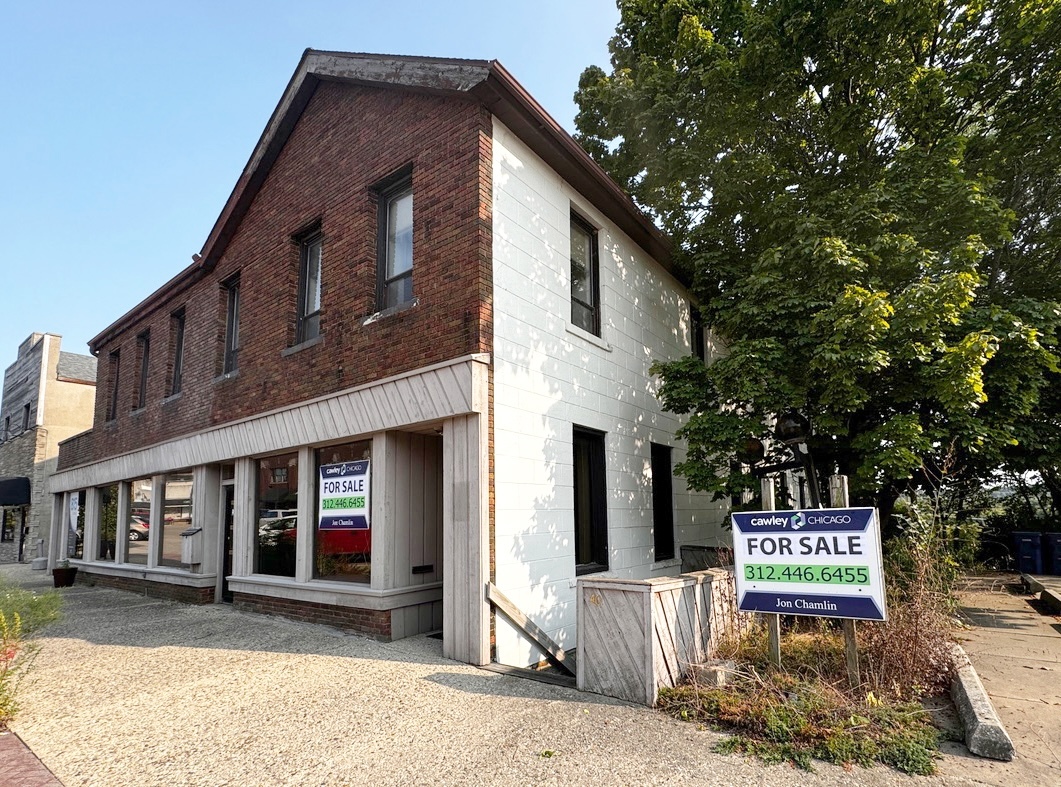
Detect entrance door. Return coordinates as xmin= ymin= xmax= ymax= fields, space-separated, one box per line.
xmin=221 ymin=485 xmax=235 ymax=602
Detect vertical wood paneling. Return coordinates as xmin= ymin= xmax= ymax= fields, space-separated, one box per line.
xmin=408 ymin=434 xmax=426 ymax=585
xmin=579 ymin=575 xmax=722 ymax=706
xmin=442 ymin=413 xmax=489 ymax=665
xmin=51 ymin=357 xmax=488 ymax=494
xmin=294 ymin=446 xmax=314 ymax=582
xmin=392 ymin=431 xmax=412 ymax=583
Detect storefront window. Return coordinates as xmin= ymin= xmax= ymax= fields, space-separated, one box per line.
xmin=315 ymin=441 xmax=372 ymax=583
xmin=67 ymin=490 xmax=85 ymax=558
xmin=161 ymin=472 xmax=193 ymax=568
xmin=256 ymin=453 xmax=298 ymax=577
xmin=97 ymin=485 xmax=118 ymax=562
xmin=127 ymin=478 xmax=152 ymax=564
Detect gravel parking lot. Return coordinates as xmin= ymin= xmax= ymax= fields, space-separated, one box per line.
xmin=3 ymin=564 xmax=987 ymax=786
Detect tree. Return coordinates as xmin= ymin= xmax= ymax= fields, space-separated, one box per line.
xmin=575 ymin=0 xmax=1061 ymax=523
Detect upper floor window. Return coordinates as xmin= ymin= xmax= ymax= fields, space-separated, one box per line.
xmin=21 ymin=404 xmax=30 ymax=432
xmin=570 ymin=212 xmax=600 ymax=336
xmin=170 ymin=309 xmax=186 ymax=396
xmin=223 ymin=275 xmax=241 ymax=374
xmin=135 ymin=331 xmax=150 ymax=410
xmin=377 ymin=175 xmax=413 ymax=310
xmin=692 ymin=307 xmax=706 ymax=361
xmin=297 ymin=231 xmax=323 ymax=343
xmin=106 ymin=350 xmax=121 ymax=421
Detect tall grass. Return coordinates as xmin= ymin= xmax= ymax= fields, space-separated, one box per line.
xmin=0 ymin=576 xmax=61 ymax=727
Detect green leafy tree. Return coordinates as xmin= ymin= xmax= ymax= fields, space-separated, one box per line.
xmin=576 ymin=0 xmax=1061 ymax=523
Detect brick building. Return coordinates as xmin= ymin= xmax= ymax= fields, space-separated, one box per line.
xmin=0 ymin=333 xmax=96 ymax=563
xmin=48 ymin=51 xmax=727 ymax=667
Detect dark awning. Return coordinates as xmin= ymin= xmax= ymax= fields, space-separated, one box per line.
xmin=0 ymin=476 xmax=31 ymax=506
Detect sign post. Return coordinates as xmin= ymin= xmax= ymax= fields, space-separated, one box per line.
xmin=760 ymin=476 xmax=782 ymax=668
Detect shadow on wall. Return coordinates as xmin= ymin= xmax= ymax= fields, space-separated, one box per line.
xmin=494 ymin=152 xmax=728 ymax=667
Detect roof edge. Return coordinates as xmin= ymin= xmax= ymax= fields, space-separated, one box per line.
xmin=89 ymin=50 xmax=675 ymax=353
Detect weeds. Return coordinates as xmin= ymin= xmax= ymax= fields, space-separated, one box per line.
xmin=0 ymin=577 xmax=61 ymax=728
xmin=659 ymin=666 xmax=939 ymax=774
xmin=0 ymin=611 xmax=39 ymax=726
xmin=664 ymin=493 xmax=961 ymax=775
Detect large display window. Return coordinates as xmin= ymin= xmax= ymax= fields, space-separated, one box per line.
xmin=315 ymin=441 xmax=372 ymax=583
xmin=97 ymin=484 xmax=118 ymax=562
xmin=126 ymin=478 xmax=152 ymax=564
xmin=256 ymin=453 xmax=298 ymax=577
xmin=161 ymin=473 xmax=193 ymax=568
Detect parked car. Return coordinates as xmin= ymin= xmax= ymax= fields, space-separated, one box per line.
xmin=128 ymin=516 xmax=150 ymax=541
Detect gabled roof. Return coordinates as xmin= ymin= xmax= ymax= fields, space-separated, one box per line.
xmin=89 ymin=50 xmax=674 ymax=354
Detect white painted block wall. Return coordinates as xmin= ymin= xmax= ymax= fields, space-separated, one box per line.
xmin=491 ymin=119 xmax=729 ymax=667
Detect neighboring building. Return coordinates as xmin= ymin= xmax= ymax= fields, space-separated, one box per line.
xmin=0 ymin=333 xmax=96 ymax=563
xmin=49 ymin=51 xmax=728 ymax=668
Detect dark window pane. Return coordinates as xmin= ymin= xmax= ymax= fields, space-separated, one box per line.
xmin=383 ymin=275 xmax=413 ymax=310
xmin=98 ymin=484 xmax=118 ymax=562
xmin=571 ymin=301 xmax=596 ymax=334
xmin=651 ymin=443 xmax=675 ymax=561
xmin=573 ymin=427 xmax=608 ymax=573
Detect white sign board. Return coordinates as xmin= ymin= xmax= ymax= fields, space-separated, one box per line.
xmin=731 ymin=507 xmax=887 ymax=621
xmin=318 ymin=460 xmax=370 ymax=530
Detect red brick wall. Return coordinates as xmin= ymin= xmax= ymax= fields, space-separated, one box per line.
xmin=79 ymin=572 xmax=215 ymax=604
xmin=66 ymin=82 xmax=493 ymax=468
xmin=232 ymin=592 xmax=391 ymax=639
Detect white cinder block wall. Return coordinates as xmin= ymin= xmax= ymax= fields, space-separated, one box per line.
xmin=491 ymin=119 xmax=729 ymax=667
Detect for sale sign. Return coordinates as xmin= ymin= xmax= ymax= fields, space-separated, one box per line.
xmin=318 ymin=460 xmax=370 ymax=530
xmin=731 ymin=507 xmax=887 ymax=621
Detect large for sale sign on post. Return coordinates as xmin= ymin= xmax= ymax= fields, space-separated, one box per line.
xmin=731 ymin=507 xmax=887 ymax=621
xmin=318 ymin=461 xmax=370 ymax=530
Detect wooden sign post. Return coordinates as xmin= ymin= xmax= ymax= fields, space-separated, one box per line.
xmin=760 ymin=476 xmax=782 ymax=668
xmin=829 ymin=474 xmax=861 ymax=689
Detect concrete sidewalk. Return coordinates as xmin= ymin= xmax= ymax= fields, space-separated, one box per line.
xmin=1 ymin=563 xmax=1056 ymax=786
xmin=939 ymin=574 xmax=1061 ymax=785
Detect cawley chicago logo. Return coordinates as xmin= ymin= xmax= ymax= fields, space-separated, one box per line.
xmin=746 ymin=512 xmax=807 ymax=529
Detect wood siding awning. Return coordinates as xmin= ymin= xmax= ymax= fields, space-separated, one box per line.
xmin=0 ymin=476 xmax=31 ymax=506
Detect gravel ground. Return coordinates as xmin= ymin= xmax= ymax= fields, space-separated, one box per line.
xmin=4 ymin=564 xmax=982 ymax=786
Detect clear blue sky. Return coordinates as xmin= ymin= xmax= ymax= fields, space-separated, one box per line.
xmin=0 ymin=0 xmax=619 ymax=369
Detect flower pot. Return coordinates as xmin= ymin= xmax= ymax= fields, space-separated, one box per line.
xmin=52 ymin=566 xmax=78 ymax=588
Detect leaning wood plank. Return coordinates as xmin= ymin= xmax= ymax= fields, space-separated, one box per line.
xmin=486 ymin=582 xmax=576 ymax=676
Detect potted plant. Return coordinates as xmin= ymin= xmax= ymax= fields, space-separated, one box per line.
xmin=52 ymin=559 xmax=78 ymax=588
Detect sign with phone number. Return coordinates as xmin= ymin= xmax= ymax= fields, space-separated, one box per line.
xmin=318 ymin=460 xmax=370 ymax=530
xmin=744 ymin=564 xmax=869 ymax=585
xmin=731 ymin=507 xmax=887 ymax=621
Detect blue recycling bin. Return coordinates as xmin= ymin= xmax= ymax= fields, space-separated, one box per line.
xmin=1042 ymin=533 xmax=1061 ymax=576
xmin=1013 ymin=531 xmax=1043 ymax=574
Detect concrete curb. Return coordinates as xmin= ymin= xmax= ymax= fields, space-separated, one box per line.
xmin=949 ymin=644 xmax=1015 ymax=761
xmin=1021 ymin=573 xmax=1045 ymax=594
xmin=1041 ymin=588 xmax=1061 ymax=614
